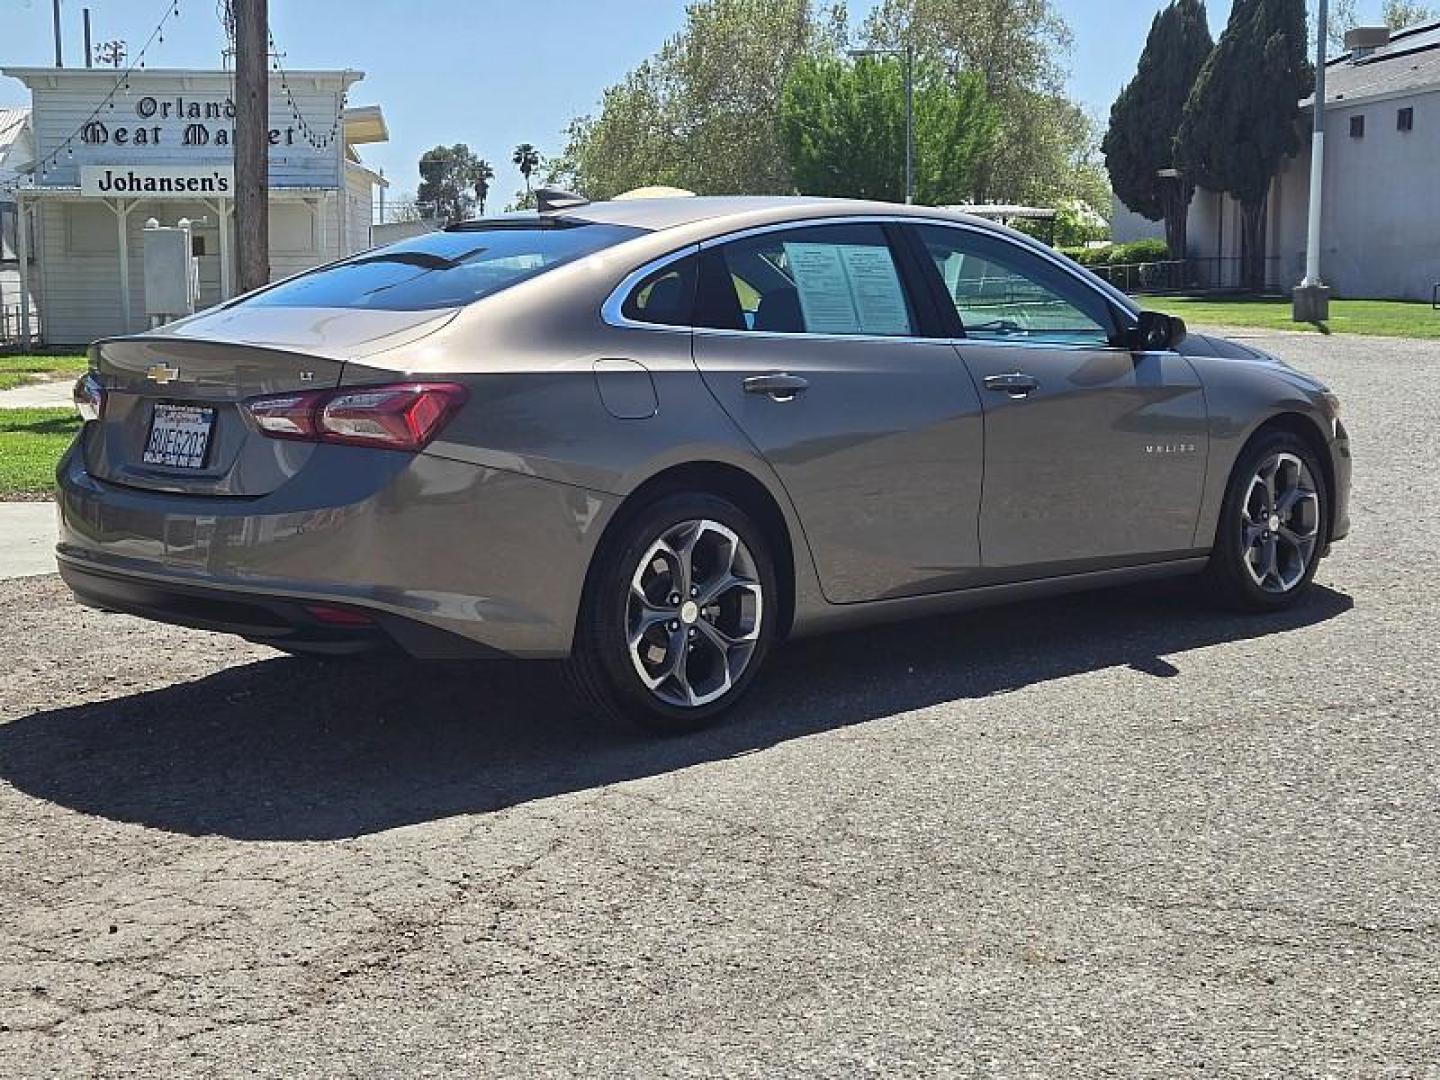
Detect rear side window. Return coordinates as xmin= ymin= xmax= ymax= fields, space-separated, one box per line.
xmin=242 ymin=221 xmax=644 ymax=312
xmin=696 ymin=223 xmax=917 ymax=337
xmin=621 ymin=254 xmax=697 ymax=327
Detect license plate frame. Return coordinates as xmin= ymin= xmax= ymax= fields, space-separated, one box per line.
xmin=143 ymin=403 xmax=216 ymax=470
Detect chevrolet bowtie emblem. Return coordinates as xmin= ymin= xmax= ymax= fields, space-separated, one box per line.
xmin=145 ymin=364 xmax=180 ymax=384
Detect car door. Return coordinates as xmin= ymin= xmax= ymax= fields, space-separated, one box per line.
xmin=906 ymin=222 xmax=1209 ymax=573
xmin=689 ymin=220 xmax=985 ymax=603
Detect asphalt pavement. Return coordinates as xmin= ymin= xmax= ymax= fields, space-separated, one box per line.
xmin=1 ymin=329 xmax=1437 ymax=1077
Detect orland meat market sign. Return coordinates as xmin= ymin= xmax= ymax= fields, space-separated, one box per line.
xmin=80 ymin=165 xmax=234 ymax=197
xmin=79 ymin=95 xmax=308 ymax=150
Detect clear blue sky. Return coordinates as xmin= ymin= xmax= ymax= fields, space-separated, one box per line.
xmin=0 ymin=0 xmax=1400 ymax=204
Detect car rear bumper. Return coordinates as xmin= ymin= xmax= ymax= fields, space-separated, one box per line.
xmin=55 ymin=439 xmax=618 ymax=658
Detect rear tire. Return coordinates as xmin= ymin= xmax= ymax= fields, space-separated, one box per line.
xmin=1203 ymin=430 xmax=1329 ymax=612
xmin=566 ymin=492 xmax=778 ymax=733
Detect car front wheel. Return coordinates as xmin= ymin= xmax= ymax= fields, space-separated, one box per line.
xmin=567 ymin=492 xmax=778 ymax=732
xmin=1205 ymin=430 xmax=1329 ymax=611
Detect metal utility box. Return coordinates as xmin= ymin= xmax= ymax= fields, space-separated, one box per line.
xmin=142 ymin=219 xmax=199 ymax=322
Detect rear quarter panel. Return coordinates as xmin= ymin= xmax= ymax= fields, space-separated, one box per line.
xmin=341 ymin=252 xmax=831 ymax=640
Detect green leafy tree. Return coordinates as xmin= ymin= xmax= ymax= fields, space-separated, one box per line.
xmin=1103 ymin=0 xmax=1214 ymax=257
xmin=547 ymin=0 xmax=847 ymax=199
xmin=1177 ymin=0 xmax=1313 ymax=291
xmin=417 ymin=143 xmax=486 ymax=222
xmin=1383 ymin=0 xmax=1438 ymax=27
xmin=861 ymin=0 xmax=1087 ymax=204
xmin=780 ymin=56 xmax=999 ymax=204
xmin=473 ymin=159 xmax=495 ymax=216
xmin=512 ymin=143 xmax=542 ymax=197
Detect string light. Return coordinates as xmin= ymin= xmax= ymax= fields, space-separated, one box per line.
xmin=266 ymin=28 xmax=348 ymax=153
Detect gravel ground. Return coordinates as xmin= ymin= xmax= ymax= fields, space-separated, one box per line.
xmin=2 ymin=329 xmax=1437 ymax=1078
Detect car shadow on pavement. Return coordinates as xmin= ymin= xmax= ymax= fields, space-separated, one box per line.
xmin=0 ymin=581 xmax=1352 ymax=841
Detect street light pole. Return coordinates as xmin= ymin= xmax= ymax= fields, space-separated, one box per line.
xmin=847 ymin=46 xmax=915 ymax=205
xmin=1294 ymin=0 xmax=1331 ymax=321
xmin=903 ymin=44 xmax=914 ymax=204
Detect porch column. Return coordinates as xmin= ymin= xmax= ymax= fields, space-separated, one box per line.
xmin=114 ymin=198 xmax=132 ymax=334
xmin=15 ymin=194 xmax=32 ymax=350
xmin=214 ymin=198 xmax=233 ymax=300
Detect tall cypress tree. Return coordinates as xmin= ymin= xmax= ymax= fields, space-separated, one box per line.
xmin=1102 ymin=0 xmax=1213 ymax=258
xmin=1176 ymin=0 xmax=1313 ymax=292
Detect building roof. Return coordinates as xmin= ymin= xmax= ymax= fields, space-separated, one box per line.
xmin=0 ymin=107 xmax=28 ymax=147
xmin=0 ymin=106 xmax=32 ymax=183
xmin=1306 ymin=20 xmax=1440 ymax=106
xmin=342 ymin=106 xmax=387 ymax=145
xmin=1 ymin=66 xmax=363 ymax=87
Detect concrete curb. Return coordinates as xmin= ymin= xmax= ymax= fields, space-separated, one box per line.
xmin=0 ymin=502 xmax=58 ymax=579
xmin=0 ymin=378 xmax=74 ymax=410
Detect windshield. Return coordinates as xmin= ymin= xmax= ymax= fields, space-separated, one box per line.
xmin=241 ymin=221 xmax=645 ymax=312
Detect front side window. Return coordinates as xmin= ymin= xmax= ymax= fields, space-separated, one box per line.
xmin=914 ymin=224 xmax=1115 ymax=346
xmin=696 ymin=223 xmax=917 ymax=337
xmin=242 ymin=221 xmax=644 ymax=312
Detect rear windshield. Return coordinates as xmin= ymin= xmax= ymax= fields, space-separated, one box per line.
xmin=241 ymin=221 xmax=644 ymax=312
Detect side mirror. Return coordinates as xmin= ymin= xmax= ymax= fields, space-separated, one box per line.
xmin=1126 ymin=310 xmax=1186 ymax=352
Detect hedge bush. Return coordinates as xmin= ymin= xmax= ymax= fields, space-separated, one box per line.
xmin=1059 ymin=239 xmax=1172 ymax=267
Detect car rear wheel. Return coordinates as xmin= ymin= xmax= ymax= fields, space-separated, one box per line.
xmin=567 ymin=492 xmax=777 ymax=733
xmin=1204 ymin=430 xmax=1329 ymax=611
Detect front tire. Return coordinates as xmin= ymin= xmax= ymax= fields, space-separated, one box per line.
xmin=1204 ymin=430 xmax=1329 ymax=611
xmin=567 ymin=492 xmax=778 ymax=733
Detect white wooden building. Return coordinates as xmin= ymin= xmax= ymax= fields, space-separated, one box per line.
xmin=1 ymin=66 xmax=388 ymax=346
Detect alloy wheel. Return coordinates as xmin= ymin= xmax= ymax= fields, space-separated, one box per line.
xmin=1241 ymin=451 xmax=1321 ymax=594
xmin=627 ymin=519 xmax=764 ymax=708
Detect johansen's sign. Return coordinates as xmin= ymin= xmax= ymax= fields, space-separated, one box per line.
xmin=79 ymin=165 xmax=235 ymax=198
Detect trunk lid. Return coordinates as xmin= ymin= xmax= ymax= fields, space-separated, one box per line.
xmin=84 ymin=307 xmax=454 ymax=497
xmin=87 ymin=337 xmax=340 ymax=497
xmin=158 ymin=305 xmax=458 ymax=359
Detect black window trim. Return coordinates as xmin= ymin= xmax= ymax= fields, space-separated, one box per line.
xmin=599 ymin=214 xmax=1139 ymax=347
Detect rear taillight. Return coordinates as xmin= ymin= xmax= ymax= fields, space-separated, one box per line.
xmin=243 ymin=382 xmax=467 ymax=452
xmin=73 ymin=372 xmax=106 ymax=422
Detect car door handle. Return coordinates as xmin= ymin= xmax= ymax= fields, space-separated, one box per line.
xmin=983 ymin=372 xmax=1040 ymax=398
xmin=743 ymin=373 xmax=810 ymax=401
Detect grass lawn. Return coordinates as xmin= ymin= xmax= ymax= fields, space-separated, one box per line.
xmin=0 ymin=408 xmax=81 ymax=498
xmin=1145 ymin=296 xmax=1440 ymax=339
xmin=0 ymin=353 xmax=88 ymax=392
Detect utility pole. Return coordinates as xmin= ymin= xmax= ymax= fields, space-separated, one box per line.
xmin=847 ymin=45 xmax=916 ymax=204
xmin=234 ymin=0 xmax=270 ymax=293
xmin=903 ymin=44 xmax=913 ymax=205
xmin=1294 ymin=0 xmax=1331 ymax=322
xmin=83 ymin=8 xmax=92 ymax=68
xmin=52 ymin=0 xmax=64 ymax=67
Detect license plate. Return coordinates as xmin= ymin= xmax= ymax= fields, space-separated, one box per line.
xmin=143 ymin=404 xmax=216 ymax=469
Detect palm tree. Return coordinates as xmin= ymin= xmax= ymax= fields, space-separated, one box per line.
xmin=512 ymin=143 xmax=542 ymax=196
xmin=474 ymin=159 xmax=495 ymax=216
